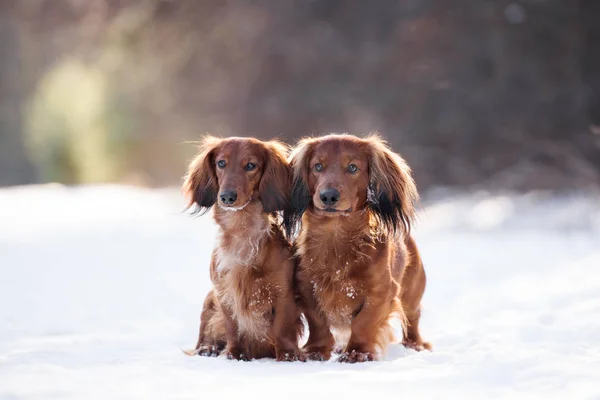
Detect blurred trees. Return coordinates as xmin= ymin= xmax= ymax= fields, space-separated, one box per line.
xmin=1 ymin=0 xmax=598 ymax=190
xmin=0 ymin=4 xmax=36 ymax=186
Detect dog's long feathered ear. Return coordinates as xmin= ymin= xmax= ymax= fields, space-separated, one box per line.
xmin=283 ymin=138 xmax=314 ymax=238
xmin=258 ymin=141 xmax=291 ymax=213
xmin=366 ymin=134 xmax=419 ymax=236
xmin=182 ymin=136 xmax=221 ymax=214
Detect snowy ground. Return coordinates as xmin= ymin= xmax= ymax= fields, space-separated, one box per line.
xmin=1 ymin=184 xmax=599 ymax=400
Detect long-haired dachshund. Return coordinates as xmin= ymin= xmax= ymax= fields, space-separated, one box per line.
xmin=183 ymin=136 xmax=305 ymax=361
xmin=284 ymin=133 xmax=430 ymax=363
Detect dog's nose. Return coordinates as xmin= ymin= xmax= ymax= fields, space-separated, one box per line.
xmin=219 ymin=189 xmax=237 ymax=205
xmin=320 ymin=188 xmax=340 ymax=206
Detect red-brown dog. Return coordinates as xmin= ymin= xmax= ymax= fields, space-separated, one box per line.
xmin=284 ymin=133 xmax=430 ymax=363
xmin=183 ymin=136 xmax=304 ymax=361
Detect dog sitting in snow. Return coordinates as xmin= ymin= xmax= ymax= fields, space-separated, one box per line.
xmin=284 ymin=133 xmax=430 ymax=363
xmin=183 ymin=136 xmax=305 ymax=361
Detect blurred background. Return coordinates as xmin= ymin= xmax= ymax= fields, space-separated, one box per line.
xmin=1 ymin=0 xmax=599 ymax=192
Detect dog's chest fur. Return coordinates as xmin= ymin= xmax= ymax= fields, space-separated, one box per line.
xmin=299 ymin=232 xmax=375 ymax=328
xmin=213 ymin=216 xmax=279 ymax=339
xmin=217 ymin=266 xmax=280 ymax=339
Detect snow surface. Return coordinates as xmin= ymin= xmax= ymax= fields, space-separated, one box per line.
xmin=1 ymin=184 xmax=599 ymax=399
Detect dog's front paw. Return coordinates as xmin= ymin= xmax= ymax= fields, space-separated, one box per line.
xmin=303 ymin=345 xmax=332 ymax=361
xmin=197 ymin=344 xmax=222 ymax=357
xmin=223 ymin=347 xmax=249 ymax=361
xmin=402 ymin=339 xmax=432 ymax=352
xmin=337 ymin=349 xmax=374 ymax=363
xmin=276 ymin=348 xmax=307 ymax=362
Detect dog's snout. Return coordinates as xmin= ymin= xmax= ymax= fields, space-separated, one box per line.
xmin=219 ymin=189 xmax=238 ymax=205
xmin=320 ymin=188 xmax=340 ymax=206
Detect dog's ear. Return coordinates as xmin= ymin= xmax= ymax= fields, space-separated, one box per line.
xmin=258 ymin=140 xmax=291 ymax=213
xmin=366 ymin=134 xmax=419 ymax=236
xmin=283 ymin=138 xmax=314 ymax=238
xmin=182 ymin=136 xmax=221 ymax=214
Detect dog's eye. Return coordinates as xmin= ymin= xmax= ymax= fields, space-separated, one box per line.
xmin=314 ymin=163 xmax=323 ymax=172
xmin=217 ymin=160 xmax=226 ymax=169
xmin=347 ymin=164 xmax=358 ymax=174
xmin=245 ymin=162 xmax=256 ymax=171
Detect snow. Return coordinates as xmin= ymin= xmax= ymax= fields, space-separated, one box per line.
xmin=1 ymin=184 xmax=600 ymax=399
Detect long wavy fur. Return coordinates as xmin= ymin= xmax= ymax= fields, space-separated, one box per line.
xmin=182 ymin=135 xmax=222 ymax=215
xmin=364 ymin=133 xmax=418 ymax=236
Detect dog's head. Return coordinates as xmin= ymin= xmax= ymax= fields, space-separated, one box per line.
xmin=183 ymin=136 xmax=290 ymax=214
xmin=284 ymin=133 xmax=418 ymax=236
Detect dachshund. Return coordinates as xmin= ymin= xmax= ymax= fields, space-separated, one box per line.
xmin=183 ymin=136 xmax=305 ymax=361
xmin=284 ymin=133 xmax=430 ymax=363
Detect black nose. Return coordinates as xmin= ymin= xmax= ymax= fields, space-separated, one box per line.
xmin=219 ymin=189 xmax=237 ymax=205
xmin=320 ymin=188 xmax=340 ymax=206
